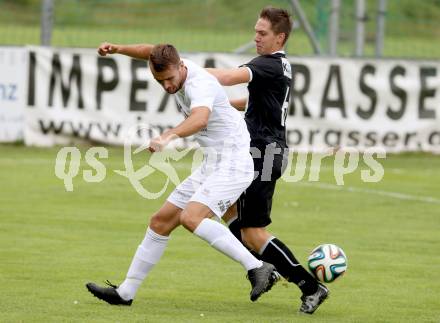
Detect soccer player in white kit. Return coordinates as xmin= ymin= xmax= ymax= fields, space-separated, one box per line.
xmin=86 ymin=43 xmax=279 ymax=305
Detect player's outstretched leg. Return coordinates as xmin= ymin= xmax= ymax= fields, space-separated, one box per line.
xmin=259 ymin=237 xmax=330 ymax=313
xmin=299 ymin=283 xmax=329 ymax=314
xmin=85 ymin=225 xmax=169 ymax=305
xmin=237 ymin=229 xmax=329 ymax=313
xmin=247 ymin=262 xmax=281 ymax=301
xmin=86 ymin=203 xmax=178 ymax=305
xmin=188 ymin=214 xmax=280 ymax=302
xmin=85 ymin=280 xmax=133 ymax=306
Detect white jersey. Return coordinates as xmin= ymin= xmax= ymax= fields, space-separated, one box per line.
xmin=174 ymin=59 xmax=250 ymax=152
xmin=168 ymin=59 xmax=254 ymax=217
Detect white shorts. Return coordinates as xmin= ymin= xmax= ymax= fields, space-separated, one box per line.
xmin=167 ymin=150 xmax=254 ymax=218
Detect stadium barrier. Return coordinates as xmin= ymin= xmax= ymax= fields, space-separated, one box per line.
xmin=1 ymin=46 xmax=440 ymax=152
xmin=0 ymin=47 xmax=26 ymax=142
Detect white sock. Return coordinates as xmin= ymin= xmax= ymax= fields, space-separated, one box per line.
xmin=117 ymin=227 xmax=169 ymax=300
xmin=193 ymin=218 xmax=262 ymax=271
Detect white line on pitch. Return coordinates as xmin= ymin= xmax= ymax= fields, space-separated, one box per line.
xmin=298 ymin=182 xmax=440 ymax=205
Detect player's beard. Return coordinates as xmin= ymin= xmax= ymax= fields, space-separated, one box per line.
xmin=166 ymin=87 xmax=178 ymax=94
xmin=169 ymin=72 xmax=186 ymax=93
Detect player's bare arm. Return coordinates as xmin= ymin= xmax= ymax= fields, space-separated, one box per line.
xmin=230 ymin=98 xmax=247 ymax=111
xmin=206 ymin=67 xmax=251 ymax=86
xmin=97 ymin=42 xmax=154 ymax=60
xmin=149 ymin=107 xmax=210 ymax=152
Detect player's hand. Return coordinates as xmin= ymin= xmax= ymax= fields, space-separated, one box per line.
xmin=148 ymin=133 xmax=178 ymax=152
xmin=97 ymin=42 xmax=118 ymax=56
xmin=148 ymin=135 xmax=168 ymax=153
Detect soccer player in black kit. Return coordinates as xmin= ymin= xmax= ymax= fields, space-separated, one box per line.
xmin=207 ymin=7 xmax=329 ymax=314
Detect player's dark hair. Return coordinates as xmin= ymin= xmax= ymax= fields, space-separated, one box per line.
xmin=260 ymin=7 xmax=293 ymax=45
xmin=150 ymin=44 xmax=180 ymax=72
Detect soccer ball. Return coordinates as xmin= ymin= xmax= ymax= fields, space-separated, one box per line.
xmin=307 ymin=244 xmax=347 ymax=283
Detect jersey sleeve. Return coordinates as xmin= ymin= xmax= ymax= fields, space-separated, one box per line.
xmin=186 ymin=79 xmax=216 ymax=111
xmin=243 ymin=56 xmax=277 ymax=83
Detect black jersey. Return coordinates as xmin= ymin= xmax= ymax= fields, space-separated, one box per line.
xmin=243 ymin=52 xmax=291 ymax=148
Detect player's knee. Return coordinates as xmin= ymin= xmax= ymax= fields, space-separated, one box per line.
xmin=179 ymin=210 xmax=200 ymax=232
xmin=180 ymin=202 xmax=213 ymax=232
xmin=149 ymin=213 xmax=166 ymax=234
xmin=149 ymin=212 xmax=175 ymax=236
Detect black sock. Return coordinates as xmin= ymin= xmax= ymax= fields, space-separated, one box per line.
xmin=260 ymin=238 xmax=318 ymax=295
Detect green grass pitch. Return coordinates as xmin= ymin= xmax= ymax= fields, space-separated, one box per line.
xmin=0 ymin=145 xmax=439 ymax=322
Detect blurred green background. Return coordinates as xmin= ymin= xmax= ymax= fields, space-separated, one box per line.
xmin=1 ymin=0 xmax=440 ymax=58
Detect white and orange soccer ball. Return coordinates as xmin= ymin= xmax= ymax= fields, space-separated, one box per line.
xmin=307 ymin=244 xmax=347 ymax=283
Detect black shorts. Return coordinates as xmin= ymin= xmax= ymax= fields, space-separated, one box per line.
xmin=237 ymin=144 xmax=288 ymax=228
